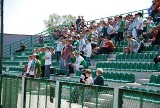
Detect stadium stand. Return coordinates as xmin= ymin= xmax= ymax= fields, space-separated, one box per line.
xmin=1 ymin=7 xmax=160 ymax=108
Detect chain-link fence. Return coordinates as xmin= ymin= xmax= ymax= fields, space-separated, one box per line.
xmin=57 ymin=81 xmax=114 ymax=108
xmin=25 ymin=78 xmax=56 ymax=108
xmin=118 ymin=88 xmax=160 ymax=108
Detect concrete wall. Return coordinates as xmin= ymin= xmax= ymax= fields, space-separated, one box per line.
xmin=3 ymin=33 xmax=33 ymax=47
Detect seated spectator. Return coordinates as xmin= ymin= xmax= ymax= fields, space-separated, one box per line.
xmin=34 ymin=55 xmax=42 ymax=78
xmin=15 ymin=42 xmax=25 ymax=52
xmin=53 ymin=27 xmax=62 ymax=39
xmin=80 ymin=69 xmax=87 ymax=83
xmin=96 ymin=36 xmax=114 ymax=54
xmin=74 ymin=51 xmax=88 ymax=72
xmin=38 ymin=35 xmax=44 ymax=44
xmin=50 ymin=47 xmax=56 ymax=57
xmin=124 ymin=35 xmax=140 ymax=54
xmin=72 ymin=36 xmax=79 ymax=51
xmin=142 ymin=21 xmax=153 ymax=42
xmin=68 ymin=52 xmax=76 ymax=75
xmin=138 ymin=36 xmax=145 ymax=53
xmin=83 ymin=69 xmax=94 ymax=85
xmin=149 ymin=26 xmax=160 ymax=48
xmin=94 ymin=68 xmax=104 ymax=86
xmin=154 ymin=55 xmax=160 ymax=64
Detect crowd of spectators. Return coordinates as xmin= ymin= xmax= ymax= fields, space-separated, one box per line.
xmin=21 ymin=11 xmax=160 ymax=82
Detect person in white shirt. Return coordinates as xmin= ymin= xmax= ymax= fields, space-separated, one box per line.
xmin=56 ymin=37 xmax=63 ymax=63
xmin=26 ymin=55 xmax=32 ymax=75
xmin=74 ymin=51 xmax=87 ymax=73
xmin=85 ymin=39 xmax=92 ymax=66
xmin=83 ymin=69 xmax=94 ymax=85
xmin=45 ymin=47 xmax=52 ymax=79
xmin=136 ymin=12 xmax=144 ymax=39
xmin=79 ymin=34 xmax=86 ymax=54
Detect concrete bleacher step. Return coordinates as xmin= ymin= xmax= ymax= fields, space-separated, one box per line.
xmin=136 ymin=79 xmax=150 ymax=84
xmin=84 ymin=102 xmax=101 ymax=108
xmin=153 ymin=72 xmax=160 ymax=75
xmin=98 ymin=94 xmax=113 ymax=100
xmin=91 ymin=98 xmax=112 ymax=106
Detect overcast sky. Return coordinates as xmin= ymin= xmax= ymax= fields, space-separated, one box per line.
xmin=4 ymin=0 xmax=152 ymax=35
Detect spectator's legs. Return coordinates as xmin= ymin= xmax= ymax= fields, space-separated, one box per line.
xmin=56 ymin=51 xmax=61 ymax=63
xmin=117 ymin=32 xmax=123 ymax=45
xmin=45 ymin=65 xmax=50 ymax=79
xmin=41 ymin=66 xmax=45 ymax=78
xmin=136 ymin=30 xmax=143 ymax=39
xmin=68 ymin=64 xmax=74 ymax=74
xmin=86 ymin=57 xmax=91 ymax=66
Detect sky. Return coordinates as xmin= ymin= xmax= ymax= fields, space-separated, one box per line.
xmin=4 ymin=0 xmax=152 ymax=35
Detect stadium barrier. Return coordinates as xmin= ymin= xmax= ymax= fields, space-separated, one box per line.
xmin=0 ymin=74 xmax=160 ymax=108
xmin=118 ymin=87 xmax=160 ymax=108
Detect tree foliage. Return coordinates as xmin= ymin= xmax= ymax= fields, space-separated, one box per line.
xmin=44 ymin=13 xmax=76 ymax=30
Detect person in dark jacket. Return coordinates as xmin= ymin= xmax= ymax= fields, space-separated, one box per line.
xmin=94 ymin=68 xmax=104 ymax=86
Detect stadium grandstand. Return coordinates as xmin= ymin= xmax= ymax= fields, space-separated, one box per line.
xmin=1 ymin=0 xmax=160 ymax=108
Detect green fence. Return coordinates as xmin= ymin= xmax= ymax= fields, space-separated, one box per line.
xmin=24 ymin=78 xmax=56 ymax=108
xmin=118 ymin=88 xmax=160 ymax=108
xmin=0 ymin=75 xmax=22 ymax=108
xmin=57 ymin=81 xmax=114 ymax=108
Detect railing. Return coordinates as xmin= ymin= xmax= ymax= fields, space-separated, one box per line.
xmin=56 ymin=81 xmax=114 ymax=108
xmin=86 ymin=9 xmax=148 ymax=25
xmin=3 ymin=28 xmax=54 ymax=57
xmin=118 ymin=88 xmax=160 ymax=108
xmin=0 ymin=75 xmax=56 ymax=108
xmin=0 ymin=75 xmax=160 ymax=108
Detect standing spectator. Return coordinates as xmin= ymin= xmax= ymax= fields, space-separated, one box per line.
xmin=79 ymin=34 xmax=86 ymax=56
xmin=64 ymin=40 xmax=72 ymax=70
xmin=26 ymin=55 xmax=33 ymax=77
xmin=15 ymin=42 xmax=25 ymax=52
xmin=56 ymin=37 xmax=63 ymax=63
xmin=117 ymin=16 xmax=125 ymax=43
xmin=136 ymin=12 xmax=144 ymax=39
xmin=72 ymin=36 xmax=79 ymax=51
xmin=45 ymin=47 xmax=52 ymax=79
xmin=106 ymin=22 xmax=114 ymax=38
xmin=34 ymin=55 xmax=42 ymax=78
xmin=39 ymin=48 xmax=45 ymax=78
xmin=124 ymin=35 xmax=140 ymax=54
xmin=60 ymin=39 xmax=67 ymax=69
xmin=132 ymin=14 xmax=138 ymax=39
xmin=32 ymin=49 xmax=37 ymax=55
xmin=94 ymin=68 xmax=104 ymax=86
xmin=76 ymin=16 xmax=81 ymax=31
xmin=85 ymin=39 xmax=92 ymax=66
xmin=29 ymin=55 xmax=36 ymax=78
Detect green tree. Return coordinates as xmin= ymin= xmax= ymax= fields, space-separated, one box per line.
xmin=44 ymin=13 xmax=76 ymax=30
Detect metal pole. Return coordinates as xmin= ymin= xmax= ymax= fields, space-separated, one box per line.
xmin=0 ymin=0 xmax=4 ymax=75
xmin=55 ymin=81 xmax=60 ymax=108
xmin=21 ymin=76 xmax=26 ymax=108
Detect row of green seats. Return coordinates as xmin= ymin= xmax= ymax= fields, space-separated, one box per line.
xmin=102 ymin=72 xmax=135 ymax=83
xmin=3 ymin=61 xmax=19 ymax=66
xmin=145 ymin=45 xmax=159 ymax=51
xmin=91 ymin=54 xmax=107 ymax=61
xmin=115 ymin=41 xmax=128 ymax=47
xmin=114 ymin=47 xmax=123 ymax=52
xmin=96 ymin=62 xmax=160 ymax=72
xmin=116 ymin=53 xmax=158 ymax=61
xmin=142 ymin=74 xmax=160 ymax=87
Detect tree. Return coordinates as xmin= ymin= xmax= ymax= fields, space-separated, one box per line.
xmin=44 ymin=13 xmax=76 ymax=30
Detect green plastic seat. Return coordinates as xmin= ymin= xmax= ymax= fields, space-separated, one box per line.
xmin=143 ymin=75 xmax=157 ymax=86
